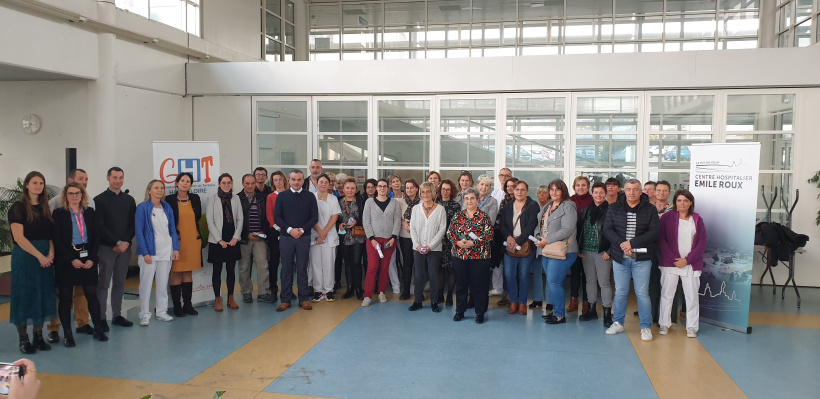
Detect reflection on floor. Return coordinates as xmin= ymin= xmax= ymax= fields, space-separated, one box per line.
xmin=0 ymin=280 xmax=817 ymax=399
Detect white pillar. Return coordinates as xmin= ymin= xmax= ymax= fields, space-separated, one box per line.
xmin=89 ymin=0 xmax=117 ymax=183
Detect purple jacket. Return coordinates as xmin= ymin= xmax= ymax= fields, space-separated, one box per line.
xmin=658 ymin=211 xmax=707 ymax=271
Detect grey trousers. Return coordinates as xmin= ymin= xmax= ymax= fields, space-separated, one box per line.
xmin=97 ymin=245 xmax=132 ymax=319
xmin=279 ymin=234 xmax=310 ymax=303
xmin=413 ymin=250 xmax=440 ymax=304
xmin=239 ymin=240 xmax=270 ymax=295
xmin=581 ymin=251 xmax=613 ymax=307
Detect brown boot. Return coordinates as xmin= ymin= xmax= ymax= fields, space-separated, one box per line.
xmin=227 ymin=296 xmax=239 ymax=309
xmin=566 ymin=297 xmax=579 ymax=313
xmin=508 ymin=303 xmax=519 ymax=314
xmin=214 ymin=297 xmax=223 ymax=312
xmin=581 ymin=301 xmax=590 ymax=314
xmin=518 ymin=304 xmax=527 ymax=315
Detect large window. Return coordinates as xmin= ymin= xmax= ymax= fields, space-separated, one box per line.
xmin=256 ymin=100 xmax=309 ymax=171
xmin=777 ymin=0 xmax=818 ymax=47
xmin=264 ymin=0 xmax=296 ymax=61
xmin=115 ymin=0 xmax=200 ymax=36
xmin=378 ymin=99 xmax=432 ymax=182
xmin=309 ymin=0 xmax=760 ymax=60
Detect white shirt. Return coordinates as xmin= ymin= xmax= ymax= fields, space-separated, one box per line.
xmin=311 ymin=192 xmax=341 ymax=247
xmin=491 ymin=187 xmax=505 ymax=213
xmin=151 ymin=208 xmax=173 ymax=261
xmin=661 ymin=216 xmax=700 ymax=277
xmin=308 ymin=178 xmax=318 ymax=194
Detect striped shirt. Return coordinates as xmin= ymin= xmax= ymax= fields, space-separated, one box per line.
xmin=248 ymin=199 xmax=261 ymax=233
xmin=625 ymin=211 xmax=637 ymax=241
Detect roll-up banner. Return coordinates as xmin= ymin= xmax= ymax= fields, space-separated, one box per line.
xmin=689 ymin=143 xmax=760 ymax=333
xmin=152 ymin=141 xmax=220 ymax=306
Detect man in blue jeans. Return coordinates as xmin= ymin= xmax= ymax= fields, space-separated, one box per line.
xmin=602 ymin=179 xmax=659 ymax=341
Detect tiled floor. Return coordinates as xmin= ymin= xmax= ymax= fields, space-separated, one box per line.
xmin=0 ymin=278 xmax=817 ymax=399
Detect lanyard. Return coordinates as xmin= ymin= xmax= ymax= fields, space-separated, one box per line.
xmin=72 ymin=209 xmax=86 ymax=242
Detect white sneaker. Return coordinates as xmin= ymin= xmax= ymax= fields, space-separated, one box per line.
xmin=488 ymin=289 xmax=502 ymax=296
xmin=140 ymin=315 xmax=150 ymax=326
xmin=659 ymin=326 xmax=669 ymax=335
xmin=392 ymin=290 xmax=400 ymax=294
xmin=378 ymin=292 xmax=387 ymax=303
xmin=686 ymin=328 xmax=697 ymax=338
xmin=641 ymin=328 xmax=653 ymax=341
xmin=605 ymin=321 xmax=624 ymax=335
xmin=361 ymin=297 xmax=372 ymax=307
xmin=156 ymin=313 xmax=174 ymax=322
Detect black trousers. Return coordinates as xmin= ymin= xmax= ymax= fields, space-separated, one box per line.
xmin=339 ymin=242 xmax=363 ymax=292
xmin=57 ymin=284 xmax=102 ymax=334
xmin=414 ymin=251 xmax=440 ymax=303
xmin=569 ymin=256 xmax=588 ymax=301
xmin=279 ymin=234 xmax=311 ymax=303
xmin=212 ymin=261 xmax=236 ymax=297
xmin=268 ymin=230 xmax=281 ymax=296
xmin=453 ymin=258 xmax=491 ymax=316
xmin=334 ymin=244 xmax=344 ymax=289
xmin=399 ymin=237 xmax=415 ymax=295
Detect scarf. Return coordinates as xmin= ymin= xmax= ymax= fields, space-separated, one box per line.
xmin=218 ymin=189 xmax=234 ymax=224
xmin=499 ymin=193 xmax=514 ymax=212
xmin=570 ymin=193 xmax=593 ymax=214
xmin=403 ymin=195 xmax=420 ymax=221
xmin=588 ymin=200 xmax=608 ymax=226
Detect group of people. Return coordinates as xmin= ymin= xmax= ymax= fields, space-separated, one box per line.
xmin=8 ymin=161 xmax=706 ymax=355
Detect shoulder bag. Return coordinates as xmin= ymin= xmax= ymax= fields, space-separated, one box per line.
xmin=506 ymin=209 xmax=532 ymax=258
xmin=345 ymin=200 xmax=367 ymax=238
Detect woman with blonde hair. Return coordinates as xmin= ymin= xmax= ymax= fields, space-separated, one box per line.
xmin=408 ymin=182 xmax=447 ymax=312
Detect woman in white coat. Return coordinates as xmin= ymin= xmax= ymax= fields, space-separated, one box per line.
xmin=311 ymin=174 xmax=341 ymax=302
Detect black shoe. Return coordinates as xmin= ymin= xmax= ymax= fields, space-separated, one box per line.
xmin=445 ymin=295 xmax=453 ymax=307
xmin=603 ymin=307 xmax=613 ymax=327
xmin=431 ymin=303 xmax=441 ymax=313
xmin=634 ymin=310 xmax=639 ymax=316
xmin=342 ymin=290 xmax=355 ymax=299
xmin=546 ymin=316 xmax=566 ymax=325
xmin=475 ymin=314 xmax=485 ymax=324
xmin=63 ymin=334 xmax=76 ymax=348
xmin=93 ymin=325 xmax=109 ymax=342
xmin=112 ymin=316 xmax=133 ymax=327
xmin=183 ymin=303 xmax=199 ymax=316
xmin=542 ymin=313 xmax=557 ymax=321
xmin=579 ymin=303 xmax=599 ymax=321
xmin=399 ymin=292 xmax=411 ymax=301
xmin=529 ymin=301 xmax=543 ymax=309
xmin=76 ymin=324 xmax=94 ymax=335
xmin=243 ymin=293 xmax=253 ymax=303
xmin=33 ymin=333 xmax=52 ymax=351
xmin=100 ymin=320 xmax=110 ymax=332
xmin=173 ymin=306 xmax=186 ymax=318
xmin=19 ymin=336 xmax=35 ymax=354
xmin=408 ymin=302 xmax=423 ymax=311
xmin=356 ymin=290 xmax=364 ymax=300
xmin=545 ymin=304 xmax=554 ymax=311
xmin=453 ymin=312 xmax=464 ymax=322
xmin=47 ymin=331 xmax=60 ymax=343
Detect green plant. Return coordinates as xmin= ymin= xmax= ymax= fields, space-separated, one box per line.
xmin=198 ymin=214 xmax=209 ymax=248
xmin=0 ymin=178 xmax=61 ymax=253
xmin=808 ymin=170 xmax=820 ymax=225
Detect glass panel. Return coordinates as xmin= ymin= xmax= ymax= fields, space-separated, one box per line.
xmin=284 ymin=23 xmax=295 ymax=47
xmin=580 ymin=171 xmax=637 ymax=186
xmin=446 ymin=24 xmax=471 ymax=46
xmin=378 ymin=100 xmax=431 ymax=132
xmin=719 ymin=0 xmax=760 ymax=11
xmin=566 ymin=0 xmax=613 ymax=17
xmin=650 ymin=95 xmax=714 ymax=131
xmin=566 ymin=18 xmax=610 ymax=42
xmin=310 ymin=4 xmax=340 ymax=27
xmin=257 ymin=134 xmax=308 ymax=166
xmin=266 ymin=0 xmax=281 ymax=14
xmin=796 ymin=0 xmax=813 ymax=18
xmin=682 ymin=40 xmax=716 ymax=51
xmin=440 ymin=134 xmax=496 ymax=167
xmin=719 ymin=11 xmax=759 ymax=37
xmin=266 ymin=12 xmax=282 ymax=41
xmin=385 ymin=1 xmax=426 ymax=25
xmin=258 ymin=101 xmax=307 ymax=132
xmin=718 ymin=38 xmax=758 ymax=49
xmin=519 ymin=45 xmax=562 ymax=55
xmin=726 ymin=94 xmax=795 ymax=131
xmin=614 ymin=15 xmax=664 ymax=40
xmin=310 ymin=27 xmax=341 ymax=50
xmin=317 ymin=135 xmax=368 ymax=166
xmin=508 ymin=170 xmax=565 ymax=198
xmin=565 ymin=44 xmax=603 ymax=54
xmin=378 ymin=135 xmax=430 ymax=166
xmin=519 ymin=0 xmax=564 ymax=20
xmin=377 ymin=169 xmax=428 ymax=183
xmin=439 ymin=169 xmax=495 ymax=187
xmin=666 ymin=1 xmax=718 ymax=13
xmin=472 ymin=0 xmax=518 ymax=22
xmin=428 ymin=0 xmax=471 ymax=24
xmin=638 ymin=42 xmax=664 ymax=52
xmin=648 ymin=134 xmax=712 ymax=169
xmin=318 ymin=101 xmax=368 ymax=133
xmin=384 ymin=25 xmax=425 ymax=48
xmin=616 ymin=0 xmax=664 ymax=15
xmin=383 ymin=49 xmax=426 ymax=59
xmin=505 ymin=135 xmax=564 ymax=168
xmin=115 ymin=0 xmax=149 ymax=18
xmin=342 ymin=27 xmax=381 ymax=49
xmin=795 ymin=19 xmax=811 ymax=47
xmin=482 ymin=47 xmax=517 ymax=57
xmin=264 ymin=38 xmax=281 ymax=62
xmin=342 ymin=3 xmax=383 ymax=27
xmin=647 ymin=172 xmax=691 ymax=192
xmin=778 ymin=3 xmax=792 ymax=31
xmin=756 ymin=211 xmax=788 ymax=225
xmin=186 ymin=3 xmax=199 ymax=36
xmin=506 ymin=97 xmax=566 ymax=132
xmin=575 ymin=134 xmax=638 ymax=168
xmin=284 ymin=46 xmax=294 ymax=62
xmin=150 ymin=0 xmax=184 ymax=31
xmin=756 ymin=173 xmax=793 ymax=210
xmin=576 ymin=96 xmax=639 ymax=131
xmin=311 ymin=52 xmax=341 ymax=61
xmin=286 ymin=1 xmax=294 ymax=22
xmin=440 ymin=99 xmax=497 ymax=133
xmin=777 ymin=30 xmax=791 ymax=47
xmin=520 ymin=21 xmax=547 ymax=44
xmin=665 ymin=13 xmax=717 ymax=39
xmin=446 ymin=48 xmax=471 ymax=58
xmin=426 ymin=25 xmax=446 ymax=47
xmin=726 ymin=134 xmax=793 ymax=170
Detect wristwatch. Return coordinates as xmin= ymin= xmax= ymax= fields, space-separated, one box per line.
xmin=116 ymin=240 xmax=122 ymax=246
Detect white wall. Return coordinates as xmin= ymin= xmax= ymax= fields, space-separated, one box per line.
xmin=192 ymin=96 xmax=253 ymax=181
xmin=202 ymin=0 xmax=262 ymax=61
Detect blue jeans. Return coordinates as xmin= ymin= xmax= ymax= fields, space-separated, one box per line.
xmin=531 ymin=257 xmax=552 ymax=304
xmin=542 ymin=253 xmax=578 ymax=318
xmin=613 ymin=258 xmax=652 ymax=329
xmin=504 ymin=253 xmax=535 ymax=305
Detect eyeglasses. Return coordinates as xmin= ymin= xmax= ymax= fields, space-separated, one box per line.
xmin=66 ymin=192 xmax=82 ymax=197
xmin=255 ymin=173 xmax=267 ymax=177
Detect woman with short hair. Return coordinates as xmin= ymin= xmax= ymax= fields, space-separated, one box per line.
xmin=166 ymin=172 xmax=202 ymax=317
xmin=310 ymin=174 xmax=341 ymax=301
xmin=408 ymin=182 xmax=447 ymax=313
xmin=206 ymin=173 xmax=243 ymax=311
xmin=447 ymin=187 xmax=494 ymax=324
xmin=265 ymin=170 xmax=290 ymax=299
xmin=499 ymin=180 xmax=540 ymax=316
xmin=426 ymin=171 xmax=442 ymax=188
xmin=338 ymin=178 xmax=366 ymax=299
xmin=658 ymin=189 xmax=706 ymax=338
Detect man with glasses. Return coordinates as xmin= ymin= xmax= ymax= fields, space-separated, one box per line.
xmin=488 ymin=168 xmax=512 ymax=296
xmin=254 ymin=167 xmax=272 ymax=195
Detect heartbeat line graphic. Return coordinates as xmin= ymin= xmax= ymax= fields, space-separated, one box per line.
xmin=699 ymin=281 xmax=742 ymax=305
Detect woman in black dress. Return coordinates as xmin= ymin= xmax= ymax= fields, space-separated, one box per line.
xmin=8 ymin=171 xmax=56 ymax=354
xmin=206 ymin=173 xmax=243 ymax=311
xmin=52 ymin=183 xmax=109 ymax=346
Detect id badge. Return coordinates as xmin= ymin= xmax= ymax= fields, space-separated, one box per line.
xmin=79 ymin=250 xmax=89 ymax=258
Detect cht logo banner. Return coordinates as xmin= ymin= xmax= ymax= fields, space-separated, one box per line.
xmin=159 ymin=156 xmax=215 ymax=184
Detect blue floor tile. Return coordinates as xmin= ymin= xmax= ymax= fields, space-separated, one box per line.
xmin=265 ymin=302 xmax=657 ymax=399
xmin=747 ymin=285 xmax=820 ymax=315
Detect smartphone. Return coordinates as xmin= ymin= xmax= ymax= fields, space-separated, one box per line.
xmin=0 ymin=362 xmax=26 ymax=396
xmin=255 ymin=233 xmax=267 ymax=239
